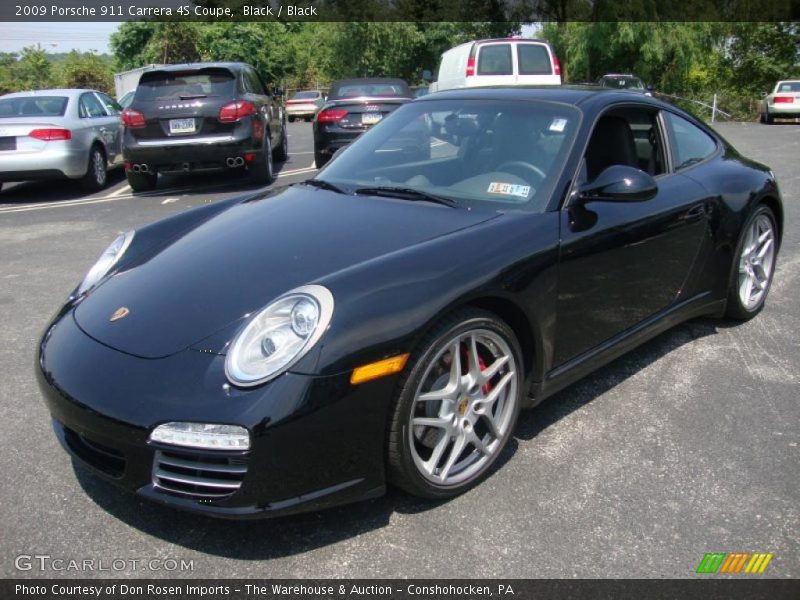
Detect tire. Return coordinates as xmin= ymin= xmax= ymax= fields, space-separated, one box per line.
xmin=725 ymin=205 xmax=778 ymax=320
xmin=759 ymin=112 xmax=766 ymax=124
xmin=249 ymin=134 xmax=274 ymax=184
xmin=126 ymin=170 xmax=157 ymax=192
xmin=272 ymin=124 xmax=288 ymax=162
xmin=304 ymin=116 xmax=313 ymax=123
xmin=314 ymin=151 xmax=329 ymax=169
xmin=387 ymin=308 xmax=523 ymax=499
xmin=80 ymin=146 xmax=108 ymax=192
xmin=765 ymin=111 xmax=774 ymax=125
xmin=288 ymin=116 xmax=295 ymax=123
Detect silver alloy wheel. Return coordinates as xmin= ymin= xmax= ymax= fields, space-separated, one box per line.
xmin=409 ymin=329 xmax=518 ymax=486
xmin=738 ymin=213 xmax=776 ymax=310
xmin=92 ymin=149 xmax=106 ymax=186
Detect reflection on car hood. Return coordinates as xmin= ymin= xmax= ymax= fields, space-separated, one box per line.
xmin=74 ymin=186 xmax=498 ymax=359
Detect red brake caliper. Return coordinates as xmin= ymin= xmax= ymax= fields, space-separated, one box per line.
xmin=460 ymin=344 xmax=494 ymax=394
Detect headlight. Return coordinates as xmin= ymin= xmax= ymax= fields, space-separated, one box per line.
xmin=225 ymin=284 xmax=334 ymax=387
xmin=77 ymin=230 xmax=135 ymax=295
xmin=150 ymin=422 xmax=250 ymax=450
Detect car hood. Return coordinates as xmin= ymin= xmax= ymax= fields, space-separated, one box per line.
xmin=74 ymin=186 xmax=498 ymax=359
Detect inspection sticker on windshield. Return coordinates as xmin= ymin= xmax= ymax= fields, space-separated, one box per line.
xmin=549 ymin=118 xmax=568 ymax=132
xmin=488 ymin=182 xmax=531 ymax=198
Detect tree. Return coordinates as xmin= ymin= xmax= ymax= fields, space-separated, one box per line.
xmin=14 ymin=45 xmax=53 ymax=90
xmin=59 ymin=51 xmax=114 ymax=93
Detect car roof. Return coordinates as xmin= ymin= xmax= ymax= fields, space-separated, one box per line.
xmin=422 ymin=85 xmax=658 ymax=106
xmin=0 ymin=89 xmax=98 ymax=99
xmin=147 ymin=62 xmax=250 ymax=73
xmin=331 ymin=78 xmax=408 ymax=86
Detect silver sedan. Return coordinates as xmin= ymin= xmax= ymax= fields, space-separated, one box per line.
xmin=760 ymin=80 xmax=800 ymax=124
xmin=0 ymin=89 xmax=124 ymax=194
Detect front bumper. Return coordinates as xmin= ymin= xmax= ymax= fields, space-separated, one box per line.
xmin=37 ymin=310 xmax=393 ymax=518
xmin=0 ymin=141 xmax=87 ymax=181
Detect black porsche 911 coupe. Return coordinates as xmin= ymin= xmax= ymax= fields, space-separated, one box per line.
xmin=37 ymin=87 xmax=782 ymax=518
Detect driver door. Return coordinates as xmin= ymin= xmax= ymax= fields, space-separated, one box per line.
xmin=553 ymin=106 xmax=711 ymax=366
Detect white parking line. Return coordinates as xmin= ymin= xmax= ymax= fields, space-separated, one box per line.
xmin=107 ymin=184 xmax=131 ymax=197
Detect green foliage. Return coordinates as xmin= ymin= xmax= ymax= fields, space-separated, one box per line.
xmin=58 ymin=51 xmax=114 ymax=94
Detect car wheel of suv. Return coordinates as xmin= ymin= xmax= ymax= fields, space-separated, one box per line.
xmin=126 ymin=170 xmax=157 ymax=192
xmin=387 ymin=308 xmax=523 ymax=499
xmin=81 ymin=146 xmax=108 ymax=192
xmin=315 ymin=152 xmax=329 ymax=169
xmin=250 ymin=135 xmax=274 ymax=184
xmin=272 ymin=125 xmax=288 ymax=162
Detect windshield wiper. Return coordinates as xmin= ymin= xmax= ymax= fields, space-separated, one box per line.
xmin=355 ymin=186 xmax=458 ymax=208
xmin=296 ymin=179 xmax=350 ymax=194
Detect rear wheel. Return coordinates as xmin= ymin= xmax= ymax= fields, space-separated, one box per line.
xmin=765 ymin=111 xmax=774 ymax=124
xmin=387 ymin=309 xmax=522 ymax=499
xmin=304 ymin=116 xmax=313 ymax=123
xmin=726 ymin=205 xmax=778 ymax=320
xmin=288 ymin=116 xmax=295 ymax=123
xmin=80 ymin=146 xmax=108 ymax=192
xmin=314 ymin=151 xmax=329 ymax=168
xmin=126 ymin=170 xmax=157 ymax=192
xmin=249 ymin=135 xmax=274 ymax=184
xmin=272 ymin=124 xmax=288 ymax=162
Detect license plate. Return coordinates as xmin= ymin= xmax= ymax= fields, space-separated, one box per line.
xmin=362 ymin=112 xmax=382 ymax=126
xmin=0 ymin=137 xmax=15 ymax=151
xmin=169 ymin=118 xmax=196 ymax=134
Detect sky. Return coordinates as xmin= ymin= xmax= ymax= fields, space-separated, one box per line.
xmin=0 ymin=22 xmax=540 ymax=56
xmin=0 ymin=22 xmax=121 ymax=54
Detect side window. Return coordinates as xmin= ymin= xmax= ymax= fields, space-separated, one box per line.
xmin=517 ymin=44 xmax=551 ymax=75
xmin=95 ymin=92 xmax=121 ymax=115
xmin=663 ymin=112 xmax=717 ymax=170
xmin=79 ymin=93 xmax=106 ymax=118
xmin=246 ymin=69 xmax=265 ymax=95
xmin=477 ymin=44 xmax=512 ymax=76
xmin=583 ymin=108 xmax=665 ymax=182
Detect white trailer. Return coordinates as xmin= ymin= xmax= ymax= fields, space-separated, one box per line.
xmin=114 ymin=64 xmax=164 ymax=100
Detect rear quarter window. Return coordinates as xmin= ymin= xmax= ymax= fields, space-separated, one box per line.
xmin=517 ymin=44 xmax=552 ymax=75
xmin=664 ymin=112 xmax=717 ymax=170
xmin=477 ymin=44 xmax=513 ymax=76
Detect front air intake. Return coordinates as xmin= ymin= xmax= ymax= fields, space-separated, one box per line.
xmin=152 ymin=449 xmax=247 ymax=500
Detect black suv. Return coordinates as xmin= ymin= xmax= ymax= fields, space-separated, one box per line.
xmin=121 ymin=62 xmax=287 ymax=191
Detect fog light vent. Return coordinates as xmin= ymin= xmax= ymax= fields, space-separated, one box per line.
xmin=152 ymin=449 xmax=247 ymax=500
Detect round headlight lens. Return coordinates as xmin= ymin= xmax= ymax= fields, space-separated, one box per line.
xmin=225 ymin=285 xmax=334 ymax=387
xmin=77 ymin=230 xmax=135 ymax=295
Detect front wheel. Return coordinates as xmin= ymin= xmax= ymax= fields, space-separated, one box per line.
xmin=387 ymin=309 xmax=523 ymax=499
xmin=726 ymin=205 xmax=778 ymax=320
xmin=314 ymin=151 xmax=329 ymax=169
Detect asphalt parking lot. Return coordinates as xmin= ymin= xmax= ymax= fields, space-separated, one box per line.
xmin=0 ymin=121 xmax=797 ymax=579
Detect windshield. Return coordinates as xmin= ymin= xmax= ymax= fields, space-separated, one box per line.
xmin=0 ymin=96 xmax=68 ymax=118
xmin=135 ymin=69 xmax=235 ymax=102
xmin=317 ymin=99 xmax=579 ymax=211
xmin=292 ymin=91 xmax=320 ymax=100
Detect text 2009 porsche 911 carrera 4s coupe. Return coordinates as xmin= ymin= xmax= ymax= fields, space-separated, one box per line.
xmin=37 ymin=87 xmax=782 ymax=518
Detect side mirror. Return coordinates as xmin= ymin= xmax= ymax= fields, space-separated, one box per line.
xmin=578 ymin=165 xmax=657 ymax=203
xmin=761 ymin=91 xmax=768 ymax=97
xmin=421 ymin=69 xmax=433 ymax=82
xmin=646 ymin=84 xmax=654 ymax=92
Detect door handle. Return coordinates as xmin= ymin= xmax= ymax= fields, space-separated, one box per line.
xmin=684 ymin=204 xmax=706 ymax=222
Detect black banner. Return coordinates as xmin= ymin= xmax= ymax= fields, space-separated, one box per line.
xmin=1 ymin=0 xmax=799 ymax=22
xmin=3 ymin=579 xmax=800 ymax=600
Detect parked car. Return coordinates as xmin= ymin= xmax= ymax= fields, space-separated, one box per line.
xmin=597 ymin=74 xmax=652 ymax=95
xmin=0 ymin=89 xmax=124 ymax=194
xmin=313 ymin=77 xmax=412 ymax=167
xmin=429 ymin=38 xmax=561 ymax=93
xmin=285 ymin=90 xmax=325 ymax=122
xmin=121 ymin=62 xmax=287 ymax=192
xmin=760 ymin=80 xmax=800 ymax=124
xmin=37 ymin=86 xmax=782 ymax=518
xmin=412 ymin=85 xmax=430 ymax=98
